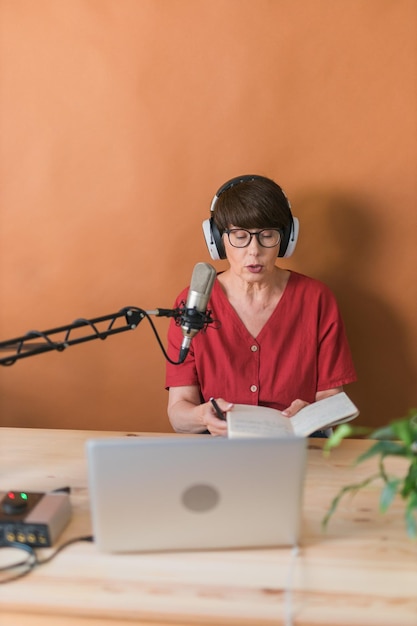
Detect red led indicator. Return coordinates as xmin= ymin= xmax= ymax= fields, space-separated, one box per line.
xmin=7 ymin=491 xmax=15 ymax=499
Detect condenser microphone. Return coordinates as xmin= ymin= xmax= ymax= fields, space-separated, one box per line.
xmin=179 ymin=262 xmax=216 ymax=363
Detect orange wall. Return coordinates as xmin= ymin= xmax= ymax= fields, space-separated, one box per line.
xmin=1 ymin=0 xmax=416 ymax=431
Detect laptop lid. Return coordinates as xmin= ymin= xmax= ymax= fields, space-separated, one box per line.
xmin=86 ymin=435 xmax=307 ymax=553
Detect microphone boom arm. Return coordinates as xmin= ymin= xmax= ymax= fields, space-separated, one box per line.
xmin=0 ymin=307 xmax=182 ymax=366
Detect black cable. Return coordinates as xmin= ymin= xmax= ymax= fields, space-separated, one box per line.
xmin=0 ymin=542 xmax=37 ymax=583
xmin=36 ymin=535 xmax=94 ymax=566
xmin=130 ymin=308 xmax=181 ymax=365
xmin=0 ymin=536 xmax=94 ymax=584
xmin=134 ymin=307 xmax=218 ymax=366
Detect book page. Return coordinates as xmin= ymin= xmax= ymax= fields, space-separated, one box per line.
xmin=226 ymin=404 xmax=294 ymax=438
xmin=290 ymin=392 xmax=359 ymax=437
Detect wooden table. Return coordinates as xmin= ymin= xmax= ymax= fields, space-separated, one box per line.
xmin=0 ymin=428 xmax=416 ymax=626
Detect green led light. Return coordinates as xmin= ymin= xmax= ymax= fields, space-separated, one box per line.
xmin=20 ymin=492 xmax=28 ymax=500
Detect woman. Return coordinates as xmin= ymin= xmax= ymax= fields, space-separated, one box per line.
xmin=165 ymin=174 xmax=357 ymax=435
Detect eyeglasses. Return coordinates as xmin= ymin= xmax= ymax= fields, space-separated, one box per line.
xmin=223 ymin=228 xmax=281 ymax=249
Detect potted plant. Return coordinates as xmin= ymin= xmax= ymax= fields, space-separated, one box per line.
xmin=322 ymin=408 xmax=417 ymax=538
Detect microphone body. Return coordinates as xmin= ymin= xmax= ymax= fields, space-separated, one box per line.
xmin=179 ymin=262 xmax=216 ymax=363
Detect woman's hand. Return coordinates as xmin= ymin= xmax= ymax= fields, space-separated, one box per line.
xmin=168 ymin=386 xmax=233 ymax=435
xmin=281 ymin=388 xmax=344 ymax=417
xmin=202 ymin=398 xmax=233 ymax=436
xmin=281 ymin=398 xmax=310 ymax=417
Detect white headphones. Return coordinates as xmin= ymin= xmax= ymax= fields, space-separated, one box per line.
xmin=202 ymin=175 xmax=299 ymax=261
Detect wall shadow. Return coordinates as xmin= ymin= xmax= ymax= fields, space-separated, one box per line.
xmin=288 ymin=189 xmax=416 ymax=429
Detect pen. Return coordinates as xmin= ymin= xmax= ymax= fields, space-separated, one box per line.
xmin=209 ymin=397 xmax=226 ymax=421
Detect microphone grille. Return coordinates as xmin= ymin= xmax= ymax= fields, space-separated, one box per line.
xmin=190 ymin=263 xmax=216 ymax=296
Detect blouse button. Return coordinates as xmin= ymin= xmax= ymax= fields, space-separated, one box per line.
xmin=250 ymin=345 xmax=258 ymax=352
xmin=250 ymin=385 xmax=258 ymax=393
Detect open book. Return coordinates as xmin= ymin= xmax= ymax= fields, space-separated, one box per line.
xmin=226 ymin=392 xmax=359 ymax=438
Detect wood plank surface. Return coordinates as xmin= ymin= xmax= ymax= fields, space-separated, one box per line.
xmin=0 ymin=427 xmax=416 ymax=626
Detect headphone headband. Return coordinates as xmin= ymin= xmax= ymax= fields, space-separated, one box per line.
xmin=209 ymin=175 xmax=262 ymax=213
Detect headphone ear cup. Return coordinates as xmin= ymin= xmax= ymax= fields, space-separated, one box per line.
xmin=202 ymin=218 xmax=226 ymax=260
xmin=279 ymin=216 xmax=299 ymax=258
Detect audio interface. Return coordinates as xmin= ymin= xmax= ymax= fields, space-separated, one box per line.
xmin=0 ymin=490 xmax=72 ymax=547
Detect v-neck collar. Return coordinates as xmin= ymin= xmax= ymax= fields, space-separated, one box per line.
xmin=213 ymin=271 xmax=295 ymax=341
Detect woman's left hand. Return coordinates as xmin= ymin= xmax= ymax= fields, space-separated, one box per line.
xmin=281 ymin=387 xmax=344 ymax=417
xmin=281 ymin=399 xmax=309 ymax=417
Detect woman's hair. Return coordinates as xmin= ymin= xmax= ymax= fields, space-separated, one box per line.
xmin=213 ymin=176 xmax=292 ymax=234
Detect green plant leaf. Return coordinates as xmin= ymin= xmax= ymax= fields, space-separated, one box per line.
xmin=322 ymin=474 xmax=380 ymax=530
xmin=371 ymin=424 xmax=397 ymax=440
xmin=323 ymin=406 xmax=417 ymax=539
xmin=405 ymin=492 xmax=417 ymax=539
xmin=355 ymin=440 xmax=407 ymax=464
xmin=401 ymin=463 xmax=417 ymax=498
xmin=380 ymin=478 xmax=401 ymax=513
xmin=323 ymin=424 xmax=370 ymax=455
xmin=373 ymin=415 xmax=417 ymax=448
xmin=323 ymin=424 xmax=355 ymax=454
xmin=405 ymin=512 xmax=417 ymax=539
xmin=390 ymin=419 xmax=415 ymax=446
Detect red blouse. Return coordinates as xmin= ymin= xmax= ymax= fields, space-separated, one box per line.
xmin=165 ymin=271 xmax=356 ymax=411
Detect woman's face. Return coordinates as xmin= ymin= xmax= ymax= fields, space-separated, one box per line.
xmin=223 ymin=225 xmax=280 ymax=282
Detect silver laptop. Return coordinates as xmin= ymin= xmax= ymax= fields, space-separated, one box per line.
xmin=86 ymin=435 xmax=307 ymax=553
